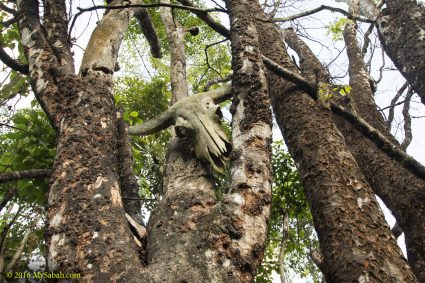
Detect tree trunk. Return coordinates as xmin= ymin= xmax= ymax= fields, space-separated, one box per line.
xmin=18 ymin=1 xmax=144 ymax=281
xmin=253 ymin=2 xmax=418 ymax=282
xmin=342 ymin=21 xmax=425 ymax=282
xmin=376 ymin=0 xmax=425 ymax=104
xmin=283 ymin=21 xmax=425 ymax=283
xmin=138 ymin=1 xmax=273 ymax=281
xmin=338 ymin=0 xmax=425 ymax=104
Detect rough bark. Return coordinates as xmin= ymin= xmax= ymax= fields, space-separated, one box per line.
xmin=18 ymin=0 xmax=145 ymax=281
xmin=338 ymin=0 xmax=425 ymax=104
xmin=117 ymin=110 xmax=144 ymax=225
xmin=284 ymin=23 xmax=425 ymax=282
xmin=253 ymin=2 xmax=418 ymax=282
xmin=139 ymin=0 xmax=273 ymax=281
xmin=342 ymin=22 xmax=425 ymax=282
xmin=376 ymin=0 xmax=425 ymax=104
xmin=159 ymin=0 xmax=188 ymax=104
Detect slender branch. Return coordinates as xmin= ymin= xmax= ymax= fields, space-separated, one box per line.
xmin=386 ymin=82 xmax=409 ymax=129
xmin=4 ymin=214 xmax=41 ymax=272
xmin=262 ymin=54 xmax=425 ymax=182
xmin=361 ymin=23 xmax=374 ymax=55
xmin=134 ymin=9 xmax=162 ymax=58
xmin=265 ymin=5 xmax=374 ymax=23
xmin=69 ymin=3 xmax=227 ymax=37
xmin=176 ymin=0 xmax=230 ymax=38
xmin=331 ymin=103 xmax=425 ymax=181
xmin=0 ymin=169 xmax=52 ymax=183
xmin=0 ymin=207 xmax=21 ymax=259
xmin=0 ymin=188 xmax=16 ymax=214
xmin=0 ymin=45 xmax=29 ymax=74
xmin=401 ymin=89 xmax=413 ymax=150
xmin=1 ymin=17 xmax=18 ymax=28
xmin=0 ymin=122 xmax=28 ymax=132
xmin=261 ymin=55 xmax=317 ymax=97
xmin=0 ymin=3 xmax=17 ymax=15
xmin=379 ymin=98 xmax=408 ymax=112
xmin=204 ymin=73 xmax=232 ymax=91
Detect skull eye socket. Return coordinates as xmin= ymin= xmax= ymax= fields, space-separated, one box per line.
xmin=215 ymin=107 xmax=223 ymax=119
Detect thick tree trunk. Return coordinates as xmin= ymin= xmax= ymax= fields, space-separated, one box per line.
xmin=342 ymin=22 xmax=425 ymax=282
xmin=253 ymin=2 xmax=418 ymax=282
xmin=284 ymin=22 xmax=425 ymax=282
xmin=140 ymin=1 xmax=272 ymax=281
xmin=18 ymin=1 xmax=144 ymax=281
xmin=376 ymin=0 xmax=425 ymax=104
xmin=339 ymin=0 xmax=425 ymax=104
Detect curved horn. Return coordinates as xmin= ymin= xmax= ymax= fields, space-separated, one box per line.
xmin=128 ymin=109 xmax=175 ymax=136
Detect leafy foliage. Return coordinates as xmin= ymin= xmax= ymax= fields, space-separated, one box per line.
xmin=0 ymin=109 xmax=55 ymax=205
xmin=115 ymin=76 xmax=171 ymax=203
xmin=326 ymin=18 xmax=349 ymax=41
xmin=255 ymin=141 xmax=322 ymax=282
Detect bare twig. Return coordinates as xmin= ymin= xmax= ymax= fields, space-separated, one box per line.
xmin=262 ymin=54 xmax=425 ymax=182
xmin=176 ymin=0 xmax=230 ymax=38
xmin=401 ymin=89 xmax=414 ymax=150
xmin=361 ymin=23 xmax=374 ymax=55
xmin=265 ymin=5 xmax=374 ymax=23
xmin=69 ymin=3 xmax=227 ymax=37
xmin=386 ymin=82 xmax=409 ymax=129
xmin=204 ymin=39 xmax=229 ymax=78
xmin=0 ymin=122 xmax=28 ymax=132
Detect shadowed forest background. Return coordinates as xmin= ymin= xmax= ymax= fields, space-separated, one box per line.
xmin=1 ymin=0 xmax=425 ymax=282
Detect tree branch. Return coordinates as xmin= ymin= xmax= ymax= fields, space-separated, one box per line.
xmin=265 ymin=5 xmax=374 ymax=23
xmin=0 ymin=188 xmax=16 ymax=214
xmin=261 ymin=55 xmax=317 ymax=97
xmin=0 ymin=207 xmax=21 ymax=261
xmin=385 ymin=82 xmax=409 ymax=129
xmin=262 ymin=54 xmax=425 ymax=182
xmin=0 ymin=45 xmax=29 ymax=74
xmin=330 ymin=103 xmax=425 ymax=181
xmin=134 ymin=9 xmax=162 ymax=58
xmin=0 ymin=169 xmax=52 ymax=183
xmin=43 ymin=0 xmax=74 ymax=74
xmin=176 ymin=0 xmax=230 ymax=38
xmin=79 ymin=0 xmax=143 ymax=75
xmin=401 ymin=89 xmax=413 ymax=150
xmin=0 ymin=2 xmax=17 ymax=15
xmin=70 ymin=3 xmax=227 ymax=37
xmin=4 ymin=214 xmax=41 ymax=272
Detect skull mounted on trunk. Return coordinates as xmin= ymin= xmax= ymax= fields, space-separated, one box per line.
xmin=128 ymin=85 xmax=232 ymax=173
